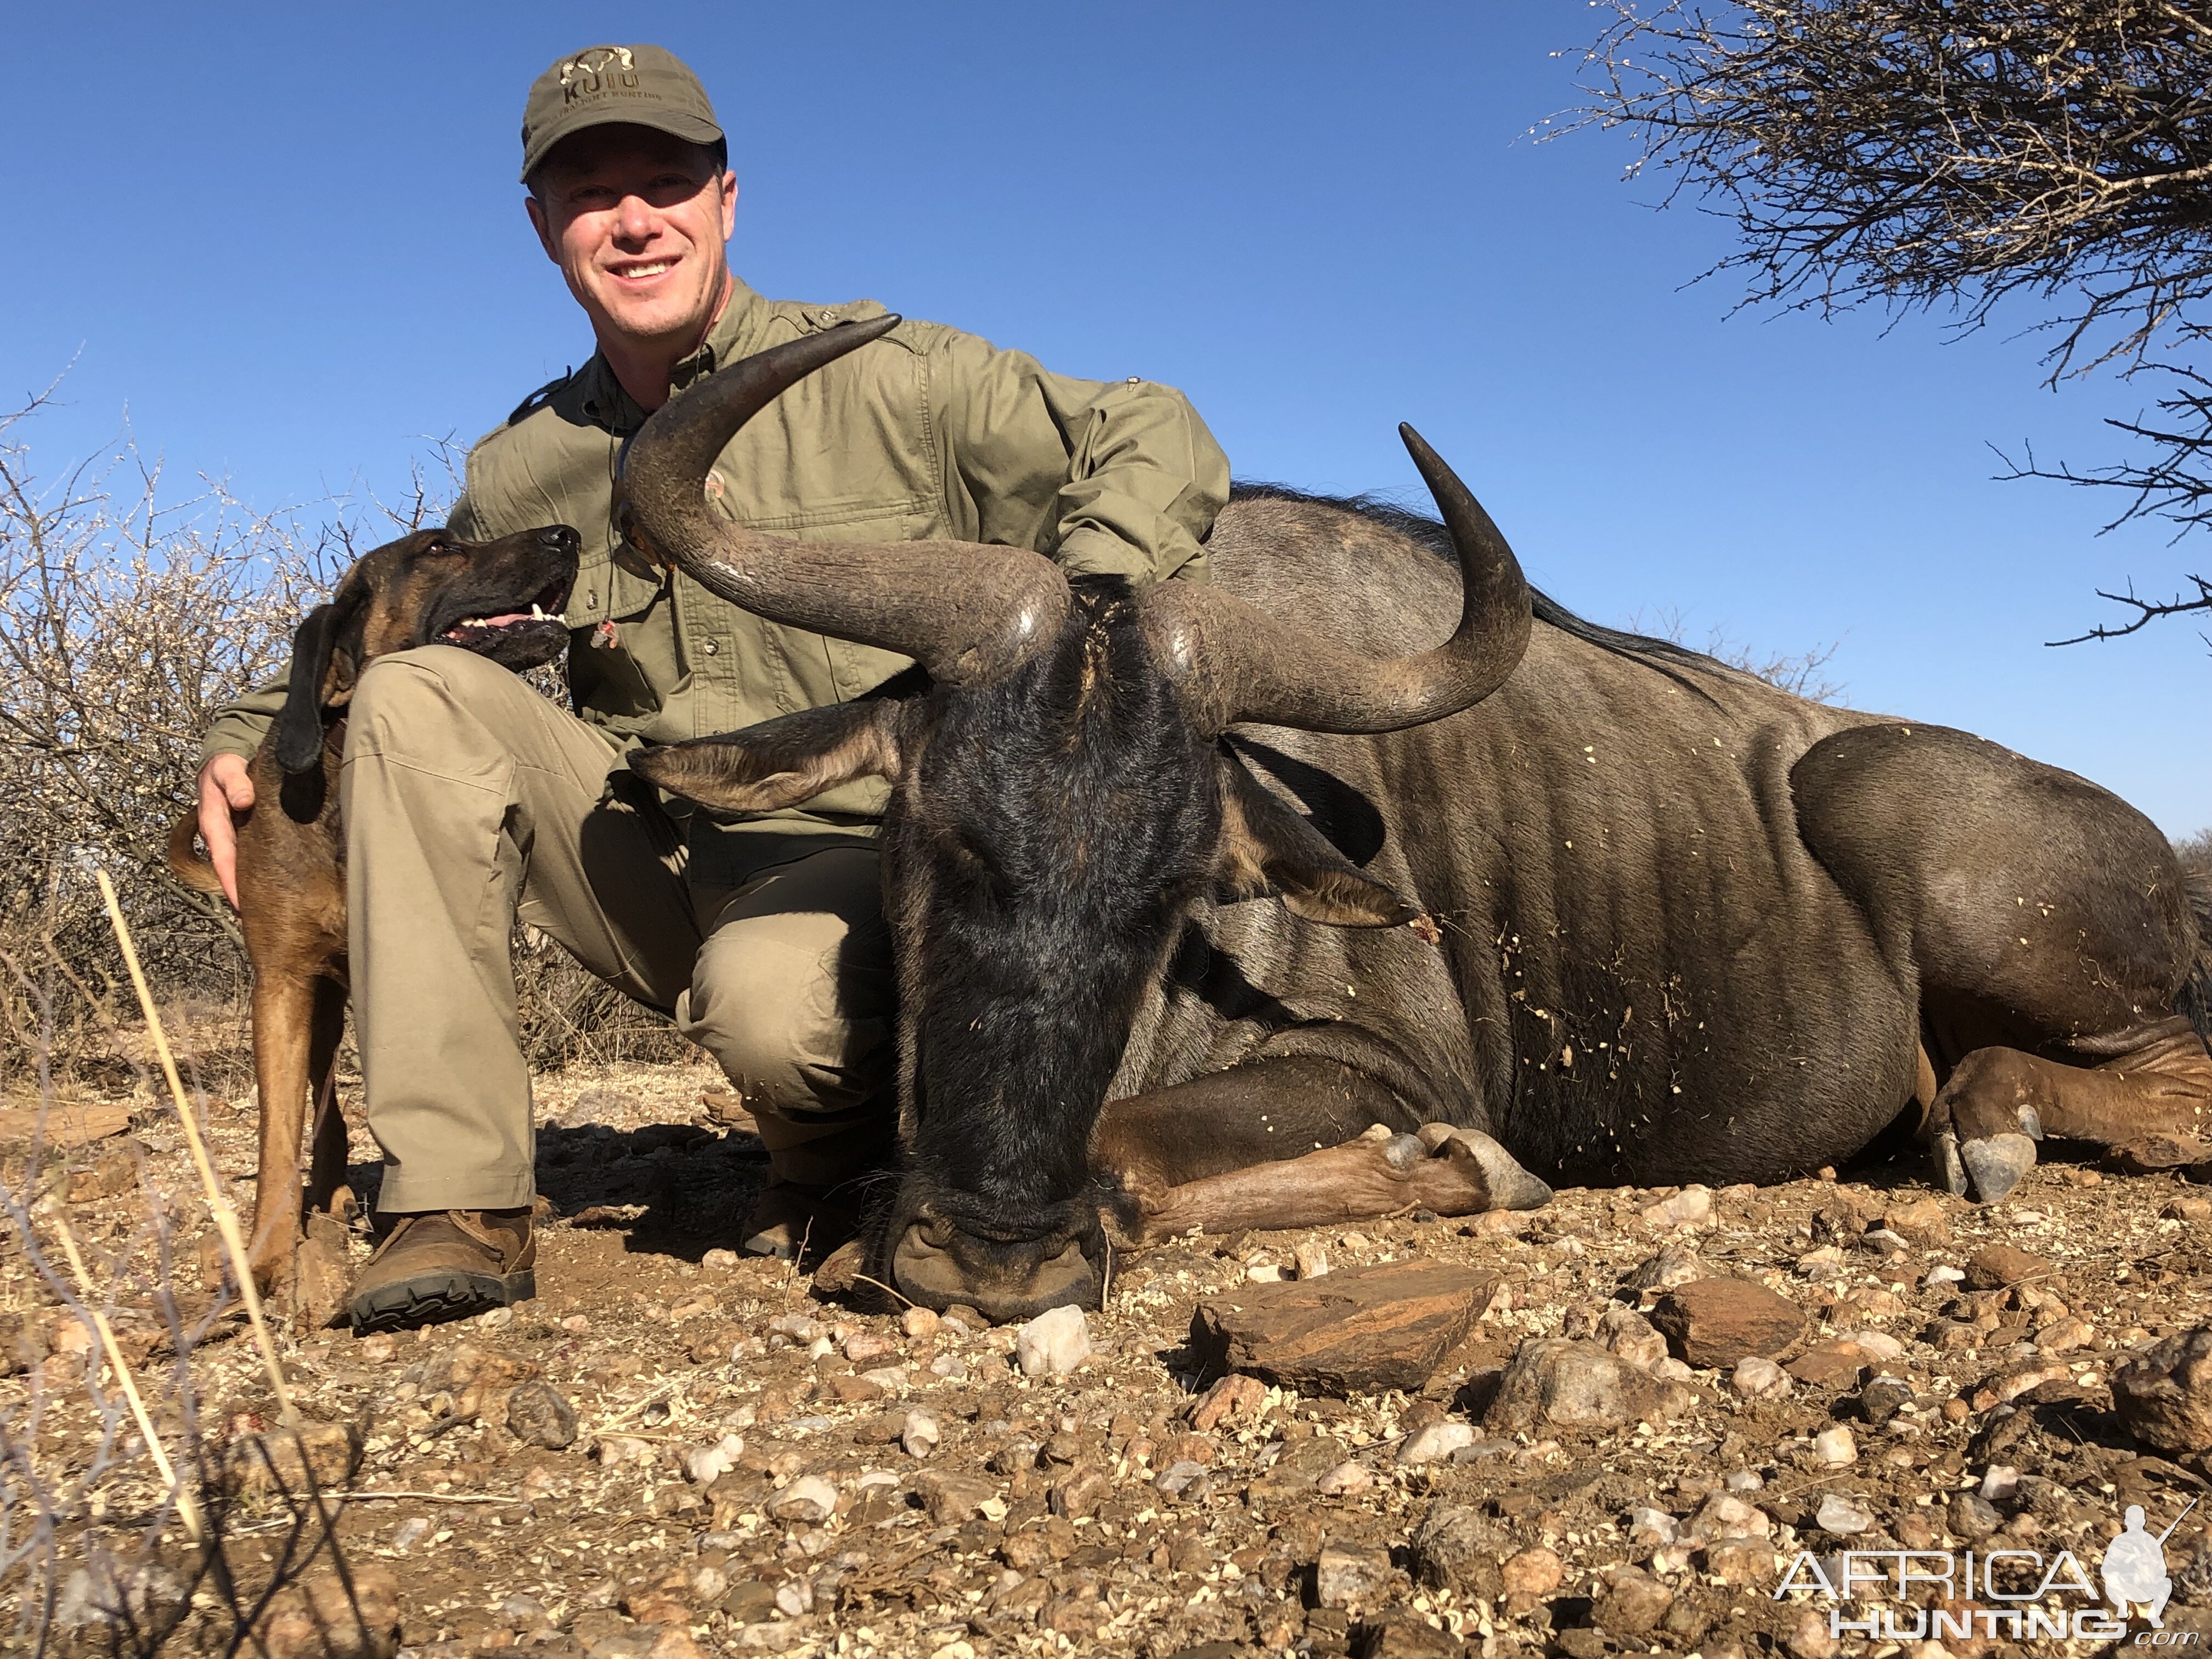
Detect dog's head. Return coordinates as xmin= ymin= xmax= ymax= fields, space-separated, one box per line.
xmin=272 ymin=524 xmax=581 ymax=778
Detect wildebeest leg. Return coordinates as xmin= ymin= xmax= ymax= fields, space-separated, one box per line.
xmin=1932 ymin=1019 xmax=2212 ymax=1203
xmin=246 ymin=968 xmax=320 ymax=1290
xmin=1792 ymin=722 xmax=2211 ymax=1204
xmin=1090 ymin=1055 xmax=1551 ymax=1243
xmin=302 ymin=977 xmax=353 ymax=1221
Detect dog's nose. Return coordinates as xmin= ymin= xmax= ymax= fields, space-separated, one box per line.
xmin=540 ymin=526 xmax=580 ymax=552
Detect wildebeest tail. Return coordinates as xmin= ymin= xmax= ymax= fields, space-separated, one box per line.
xmin=2181 ymin=866 xmax=2212 ymax=1047
xmin=166 ymin=810 xmax=225 ymax=896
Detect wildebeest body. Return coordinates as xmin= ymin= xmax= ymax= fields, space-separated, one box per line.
xmin=620 ymin=319 xmax=2211 ymax=1320
xmin=1114 ymin=494 xmax=1964 ymax=1187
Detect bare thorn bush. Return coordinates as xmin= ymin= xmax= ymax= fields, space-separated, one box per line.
xmin=0 ymin=390 xmax=684 ymax=1082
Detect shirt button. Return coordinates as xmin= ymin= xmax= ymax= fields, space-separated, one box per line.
xmin=701 ymin=640 xmax=719 ymax=656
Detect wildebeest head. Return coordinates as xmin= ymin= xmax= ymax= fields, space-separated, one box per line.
xmin=624 ymin=318 xmax=1531 ymax=1318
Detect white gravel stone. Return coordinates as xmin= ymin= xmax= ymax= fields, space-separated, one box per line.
xmin=902 ymin=1410 xmax=941 ymax=1458
xmin=901 ymin=1306 xmax=941 ymax=1340
xmin=1979 ymin=1464 xmax=2020 ymax=1502
xmin=1627 ymin=1506 xmax=1679 ymax=1543
xmin=1731 ymin=1356 xmax=1790 ymax=1398
xmin=1396 ymin=1421 xmax=1478 ymax=1466
xmin=1813 ymin=1425 xmax=1858 ymax=1466
xmin=701 ymin=1248 xmax=740 ymax=1272
xmin=1815 ymin=1493 xmax=1875 ymax=1534
xmin=1294 ymin=1242 xmax=1330 ymax=1279
xmin=1641 ymin=1186 xmax=1714 ymax=1230
xmin=1316 ymin=1460 xmax=1374 ymax=1496
xmin=768 ymin=1475 xmax=839 ymax=1524
xmin=1014 ymin=1305 xmax=1092 ymax=1378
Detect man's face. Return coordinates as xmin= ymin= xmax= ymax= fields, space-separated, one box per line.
xmin=526 ymin=125 xmax=736 ymax=353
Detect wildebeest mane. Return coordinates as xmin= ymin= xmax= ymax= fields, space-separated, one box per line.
xmin=1227 ymin=481 xmax=1733 ymax=700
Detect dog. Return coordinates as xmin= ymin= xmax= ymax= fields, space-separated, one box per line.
xmin=168 ymin=523 xmax=580 ymax=1298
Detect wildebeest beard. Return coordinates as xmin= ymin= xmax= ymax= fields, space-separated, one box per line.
xmin=885 ymin=577 xmax=1221 ymax=1278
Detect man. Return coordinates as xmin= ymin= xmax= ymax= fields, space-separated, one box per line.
xmin=196 ymin=42 xmax=1228 ymax=1331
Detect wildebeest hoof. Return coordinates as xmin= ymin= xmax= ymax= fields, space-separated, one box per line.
xmin=1933 ymin=1128 xmax=1970 ymax=1198
xmin=1959 ymin=1132 xmax=2037 ymax=1204
xmin=1415 ymin=1123 xmax=1553 ymax=1211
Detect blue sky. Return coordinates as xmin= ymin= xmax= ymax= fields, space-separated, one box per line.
xmin=5 ymin=2 xmax=2202 ymax=833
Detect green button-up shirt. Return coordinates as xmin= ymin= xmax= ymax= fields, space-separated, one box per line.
xmin=203 ymin=279 xmax=1229 ymax=878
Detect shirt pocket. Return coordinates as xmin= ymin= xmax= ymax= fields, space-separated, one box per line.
xmin=565 ymin=550 xmax=670 ymax=727
xmin=753 ymin=497 xmax=935 ymax=702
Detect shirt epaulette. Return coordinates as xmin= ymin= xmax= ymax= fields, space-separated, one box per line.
xmin=504 ymin=372 xmax=573 ymax=430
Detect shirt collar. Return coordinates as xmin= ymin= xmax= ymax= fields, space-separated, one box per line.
xmin=577 ymin=274 xmax=767 ymax=436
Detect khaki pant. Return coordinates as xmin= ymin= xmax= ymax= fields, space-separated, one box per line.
xmin=339 ymin=645 xmax=895 ymax=1213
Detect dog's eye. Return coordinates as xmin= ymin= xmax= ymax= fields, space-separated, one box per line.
xmin=408 ymin=538 xmax=450 ymax=561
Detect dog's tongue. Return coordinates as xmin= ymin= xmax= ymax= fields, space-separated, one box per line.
xmin=478 ymin=612 xmax=532 ymax=628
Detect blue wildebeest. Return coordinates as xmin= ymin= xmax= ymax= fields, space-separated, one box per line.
xmin=623 ymin=318 xmax=2212 ymax=1321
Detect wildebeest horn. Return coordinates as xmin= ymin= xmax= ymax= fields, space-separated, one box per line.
xmin=1138 ymin=424 xmax=1532 ymax=734
xmin=620 ymin=316 xmax=1072 ymax=685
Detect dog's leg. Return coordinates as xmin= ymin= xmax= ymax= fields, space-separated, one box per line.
xmin=247 ymin=969 xmax=319 ymax=1291
xmin=303 ymin=977 xmax=352 ymax=1220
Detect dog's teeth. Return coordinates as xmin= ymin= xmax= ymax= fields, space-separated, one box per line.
xmin=531 ymin=604 xmax=545 ymax=620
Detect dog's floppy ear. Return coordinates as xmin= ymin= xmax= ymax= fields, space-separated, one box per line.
xmin=272 ymin=585 xmax=368 ymax=775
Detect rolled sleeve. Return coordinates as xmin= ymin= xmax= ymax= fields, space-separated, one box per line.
xmin=938 ymin=335 xmax=1228 ymax=585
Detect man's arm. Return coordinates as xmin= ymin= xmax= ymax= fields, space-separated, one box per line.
xmin=933 ymin=332 xmax=1229 ymax=584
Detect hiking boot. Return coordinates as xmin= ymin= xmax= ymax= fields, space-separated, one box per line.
xmin=347 ymin=1208 xmax=536 ymax=1333
xmin=740 ymin=1180 xmax=861 ymax=1263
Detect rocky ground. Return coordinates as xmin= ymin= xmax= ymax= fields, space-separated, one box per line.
xmin=13 ymin=1053 xmax=2212 ymax=1659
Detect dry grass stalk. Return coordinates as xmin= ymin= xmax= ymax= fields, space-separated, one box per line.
xmin=95 ymin=868 xmax=299 ymax=1435
xmin=41 ymin=1205 xmax=204 ymax=1544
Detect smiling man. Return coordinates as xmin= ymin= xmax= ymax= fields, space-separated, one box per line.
xmin=195 ymin=43 xmax=1228 ymax=1331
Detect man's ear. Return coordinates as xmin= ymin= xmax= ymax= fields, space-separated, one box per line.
xmin=525 ymin=193 xmax=559 ymax=263
xmin=1215 ymin=751 xmax=1419 ymax=928
xmin=631 ymin=700 xmax=904 ymax=811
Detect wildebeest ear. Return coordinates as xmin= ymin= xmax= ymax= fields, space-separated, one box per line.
xmin=272 ymin=602 xmax=356 ymax=775
xmin=1215 ymin=752 xmax=1419 ymax=928
xmin=631 ymin=701 xmax=905 ymax=811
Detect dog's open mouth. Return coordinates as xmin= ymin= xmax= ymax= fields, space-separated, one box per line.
xmin=443 ymin=602 xmax=567 ymax=645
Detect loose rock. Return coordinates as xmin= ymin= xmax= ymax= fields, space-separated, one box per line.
xmin=1486 ymin=1338 xmax=1688 ymax=1432
xmin=1963 ymin=1244 xmax=2052 ymax=1291
xmin=1396 ymin=1420 xmax=1476 ymax=1465
xmin=251 ymin=1565 xmax=400 ymax=1659
xmin=1315 ymin=1541 xmax=1396 ymax=1610
xmin=506 ymin=1379 xmax=579 ymax=1450
xmin=2114 ymin=1324 xmax=2212 ymax=1454
xmin=1650 ymin=1277 xmax=1806 ymax=1369
xmin=1731 ymin=1356 xmax=1790 ymax=1399
xmin=1499 ymin=1545 xmax=1564 ymax=1598
xmin=1189 ymin=1259 xmax=1498 ymax=1396
xmin=1014 ymin=1305 xmax=1091 ymax=1378
xmin=766 ymin=1475 xmax=839 ymax=1524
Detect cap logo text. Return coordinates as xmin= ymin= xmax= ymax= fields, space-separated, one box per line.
xmin=558 ymin=47 xmax=639 ymax=103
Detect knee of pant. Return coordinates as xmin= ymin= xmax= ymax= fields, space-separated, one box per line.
xmin=353 ymin=645 xmax=514 ymax=720
xmin=684 ymin=932 xmax=840 ymax=1110
xmin=348 ymin=646 xmax=523 ymax=755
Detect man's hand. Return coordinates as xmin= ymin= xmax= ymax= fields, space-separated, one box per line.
xmin=195 ymin=753 xmax=255 ymax=910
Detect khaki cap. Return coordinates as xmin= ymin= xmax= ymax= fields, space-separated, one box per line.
xmin=519 ymin=43 xmax=723 ymax=184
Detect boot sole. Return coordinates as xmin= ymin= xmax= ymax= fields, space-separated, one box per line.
xmin=348 ymin=1268 xmax=536 ymax=1334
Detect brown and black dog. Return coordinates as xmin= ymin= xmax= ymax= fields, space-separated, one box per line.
xmin=168 ymin=523 xmax=579 ymax=1298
